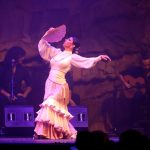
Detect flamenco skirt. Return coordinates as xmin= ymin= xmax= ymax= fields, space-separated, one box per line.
xmin=34 ymin=80 xmax=77 ymax=139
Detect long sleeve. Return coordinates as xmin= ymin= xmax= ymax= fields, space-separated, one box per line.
xmin=38 ymin=39 xmax=61 ymax=62
xmin=71 ymin=54 xmax=100 ymax=69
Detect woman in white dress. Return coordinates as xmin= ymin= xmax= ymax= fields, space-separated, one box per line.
xmin=33 ymin=25 xmax=111 ymax=139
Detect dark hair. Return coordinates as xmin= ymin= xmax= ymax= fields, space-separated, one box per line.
xmin=4 ymin=46 xmax=26 ymax=65
xmin=72 ymin=37 xmax=80 ymax=53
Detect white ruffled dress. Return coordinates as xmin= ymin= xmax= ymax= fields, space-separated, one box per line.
xmin=34 ymin=39 xmax=100 ymax=139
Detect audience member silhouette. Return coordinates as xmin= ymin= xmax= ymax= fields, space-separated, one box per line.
xmin=90 ymin=130 xmax=115 ymax=150
xmin=75 ymin=130 xmax=92 ymax=150
xmin=118 ymin=129 xmax=150 ymax=150
xmin=75 ymin=130 xmax=116 ymax=150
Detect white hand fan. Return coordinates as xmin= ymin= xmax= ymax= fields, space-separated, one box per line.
xmin=42 ymin=24 xmax=66 ymax=43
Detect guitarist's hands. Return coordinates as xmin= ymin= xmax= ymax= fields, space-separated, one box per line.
xmin=119 ymin=74 xmax=132 ymax=88
xmin=119 ymin=73 xmax=146 ymax=99
xmin=0 ymin=89 xmax=16 ymax=101
xmin=8 ymin=95 xmax=17 ymax=102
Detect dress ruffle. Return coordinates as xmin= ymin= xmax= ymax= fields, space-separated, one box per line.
xmin=34 ymin=81 xmax=77 ymax=139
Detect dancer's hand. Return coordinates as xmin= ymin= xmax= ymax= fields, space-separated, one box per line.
xmin=99 ymin=55 xmax=111 ymax=62
xmin=42 ymin=27 xmax=55 ymax=39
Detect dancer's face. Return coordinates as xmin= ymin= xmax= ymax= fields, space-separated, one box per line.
xmin=63 ymin=37 xmax=75 ymax=51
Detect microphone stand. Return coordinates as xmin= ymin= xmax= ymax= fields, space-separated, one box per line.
xmin=10 ymin=59 xmax=16 ymax=103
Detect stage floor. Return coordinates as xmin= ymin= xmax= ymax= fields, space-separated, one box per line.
xmin=0 ymin=136 xmax=119 ymax=144
xmin=0 ymin=127 xmax=124 ymax=150
xmin=0 ymin=137 xmax=77 ymax=149
xmin=0 ymin=137 xmax=75 ymax=144
xmin=0 ymin=126 xmax=119 ymax=144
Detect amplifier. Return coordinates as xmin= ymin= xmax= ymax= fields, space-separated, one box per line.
xmin=68 ymin=106 xmax=88 ymax=128
xmin=4 ymin=105 xmax=34 ymax=127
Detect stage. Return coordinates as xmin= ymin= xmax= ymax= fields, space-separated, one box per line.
xmin=0 ymin=131 xmax=119 ymax=148
xmin=0 ymin=137 xmax=76 ymax=149
xmin=1 ymin=126 xmax=148 ymax=149
xmin=0 ymin=126 xmax=119 ymax=149
xmin=0 ymin=136 xmax=119 ymax=150
xmin=0 ymin=137 xmax=75 ymax=144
